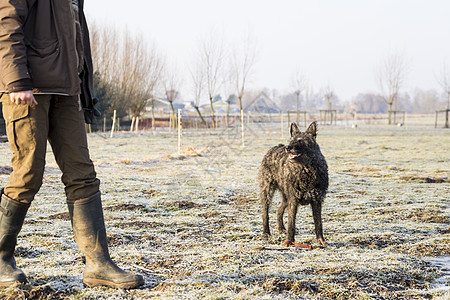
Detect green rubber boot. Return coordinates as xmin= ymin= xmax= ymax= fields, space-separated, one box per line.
xmin=68 ymin=192 xmax=144 ymax=289
xmin=0 ymin=190 xmax=29 ymax=286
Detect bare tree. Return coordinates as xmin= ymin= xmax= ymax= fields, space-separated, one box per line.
xmin=90 ymin=23 xmax=163 ymax=121
xmin=352 ymin=93 xmax=387 ymax=113
xmin=290 ymin=71 xmax=308 ymax=124
xmin=376 ymin=52 xmax=409 ymax=124
xmin=232 ymin=32 xmax=257 ymax=115
xmin=121 ymin=31 xmax=163 ymax=119
xmin=322 ymin=85 xmax=335 ymax=110
xmin=199 ymin=32 xmax=225 ymax=128
xmin=231 ymin=32 xmax=257 ymax=145
xmin=221 ymin=65 xmax=236 ymax=128
xmin=303 ymin=85 xmax=316 ymax=111
xmin=90 ymin=22 xmax=118 ymax=81
xmin=189 ymin=58 xmax=207 ymax=126
xmin=436 ymin=62 xmax=450 ymax=110
xmin=162 ymin=64 xmax=182 ymax=129
xmin=147 ymin=95 xmax=156 ymax=129
xmin=90 ymin=23 xmax=125 ymax=117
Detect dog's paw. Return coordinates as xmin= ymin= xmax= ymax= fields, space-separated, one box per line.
xmin=317 ymin=238 xmax=327 ymax=248
xmin=262 ymin=232 xmax=271 ymax=240
xmin=277 ymin=228 xmax=286 ymax=234
xmin=282 ymin=240 xmax=313 ymax=250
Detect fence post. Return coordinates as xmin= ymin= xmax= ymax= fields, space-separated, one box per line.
xmin=178 ymin=109 xmax=182 ymax=155
xmin=241 ymin=110 xmax=245 ymax=147
xmin=110 ymin=110 xmax=116 ymax=138
xmin=130 ymin=117 xmax=135 ymax=132
xmin=280 ymin=112 xmax=284 ymax=139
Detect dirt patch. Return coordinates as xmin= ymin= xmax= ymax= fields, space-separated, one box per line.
xmin=0 ymin=283 xmax=75 ymax=299
xmin=168 ymin=201 xmax=202 ymax=209
xmin=142 ymin=189 xmax=160 ymax=197
xmin=0 ymin=165 xmax=12 ymax=174
xmin=48 ymin=212 xmax=70 ymax=220
xmin=228 ymin=194 xmax=258 ymax=210
xmin=405 ymin=209 xmax=449 ymax=223
xmin=180 ymin=146 xmax=203 ymax=157
xmin=107 ymin=233 xmax=151 ymax=246
xmin=349 ymin=234 xmax=408 ymax=249
xmin=15 ymin=246 xmax=44 ymax=258
xmin=372 ymin=208 xmax=449 ymax=224
xmin=262 ymin=277 xmax=319 ymax=294
xmin=257 ymin=265 xmax=434 ymax=299
xmin=423 ymin=177 xmax=448 ymax=183
xmin=114 ymin=221 xmax=164 ymax=229
xmin=400 ymin=176 xmax=448 ymax=183
xmin=104 ymin=203 xmax=147 ymax=212
xmin=439 ymin=226 xmax=450 ymax=234
xmin=198 ymin=211 xmax=221 ymax=218
xmin=305 ymin=265 xmax=433 ymax=299
xmin=390 ymin=242 xmax=450 ymax=256
xmin=137 ymin=255 xmax=190 ymax=278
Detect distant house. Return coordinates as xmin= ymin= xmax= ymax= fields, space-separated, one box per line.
xmin=144 ymin=97 xmax=185 ymax=114
xmin=244 ymin=92 xmax=281 ymax=113
xmin=145 ymin=92 xmax=281 ymax=116
xmin=344 ymin=103 xmax=359 ymax=113
xmin=212 ymin=94 xmax=240 ymax=114
xmin=194 ymin=94 xmax=240 ymax=114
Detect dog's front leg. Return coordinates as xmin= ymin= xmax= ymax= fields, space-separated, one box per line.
xmin=311 ymin=200 xmax=327 ymax=247
xmin=285 ymin=199 xmax=298 ymax=243
xmin=277 ymin=195 xmax=287 ymax=234
xmin=283 ymin=200 xmax=313 ymax=249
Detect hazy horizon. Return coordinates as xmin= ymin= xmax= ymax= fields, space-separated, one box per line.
xmin=85 ymin=0 xmax=450 ymax=103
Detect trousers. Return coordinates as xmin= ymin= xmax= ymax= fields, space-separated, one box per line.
xmin=1 ymin=94 xmax=100 ymax=204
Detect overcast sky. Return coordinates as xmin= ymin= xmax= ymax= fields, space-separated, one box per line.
xmin=85 ymin=0 xmax=450 ymax=102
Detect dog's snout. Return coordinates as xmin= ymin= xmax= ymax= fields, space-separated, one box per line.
xmin=286 ymin=145 xmax=293 ymax=151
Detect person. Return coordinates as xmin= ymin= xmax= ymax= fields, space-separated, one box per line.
xmin=0 ymin=0 xmax=144 ymax=288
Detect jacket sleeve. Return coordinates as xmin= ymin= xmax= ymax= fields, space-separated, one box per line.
xmin=78 ymin=0 xmax=99 ymax=124
xmin=0 ymin=0 xmax=32 ymax=92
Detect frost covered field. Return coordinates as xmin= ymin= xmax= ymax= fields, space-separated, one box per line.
xmin=0 ymin=117 xmax=449 ymax=299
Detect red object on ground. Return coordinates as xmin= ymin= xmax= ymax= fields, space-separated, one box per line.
xmin=283 ymin=240 xmax=314 ymax=250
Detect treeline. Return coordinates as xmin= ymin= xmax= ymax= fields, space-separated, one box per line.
xmin=90 ymin=24 xmax=163 ymax=120
xmin=351 ymin=89 xmax=447 ymax=114
xmin=274 ymin=89 xmax=447 ymax=114
xmin=89 ymin=23 xmax=448 ymax=122
xmin=89 ymin=22 xmax=256 ymax=128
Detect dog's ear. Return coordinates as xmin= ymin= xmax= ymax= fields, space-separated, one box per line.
xmin=306 ymin=122 xmax=317 ymax=139
xmin=290 ymin=123 xmax=300 ymax=137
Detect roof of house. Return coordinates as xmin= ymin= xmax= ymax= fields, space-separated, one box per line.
xmin=244 ymin=91 xmax=281 ymax=113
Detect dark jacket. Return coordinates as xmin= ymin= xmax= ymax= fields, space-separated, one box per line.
xmin=0 ymin=0 xmax=95 ymax=121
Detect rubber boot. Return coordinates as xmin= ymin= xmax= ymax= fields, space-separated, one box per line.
xmin=67 ymin=192 xmax=144 ymax=289
xmin=0 ymin=190 xmax=30 ymax=286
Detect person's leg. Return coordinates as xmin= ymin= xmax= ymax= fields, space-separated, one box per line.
xmin=67 ymin=192 xmax=144 ymax=288
xmin=47 ymin=95 xmax=99 ymax=201
xmin=0 ymin=190 xmax=30 ymax=285
xmin=2 ymin=94 xmax=51 ymax=203
xmin=48 ymin=95 xmax=143 ymax=288
xmin=0 ymin=94 xmax=51 ymax=285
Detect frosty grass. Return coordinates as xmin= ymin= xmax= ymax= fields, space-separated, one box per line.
xmin=0 ymin=116 xmax=448 ymax=299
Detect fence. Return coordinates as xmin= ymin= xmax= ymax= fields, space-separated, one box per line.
xmin=97 ymin=111 xmax=389 ymax=136
xmin=435 ymin=109 xmax=449 ymax=128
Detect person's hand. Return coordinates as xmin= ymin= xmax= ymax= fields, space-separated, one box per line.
xmin=9 ymin=90 xmax=38 ymax=105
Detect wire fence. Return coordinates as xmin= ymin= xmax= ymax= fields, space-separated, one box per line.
xmin=90 ymin=111 xmax=388 ymax=134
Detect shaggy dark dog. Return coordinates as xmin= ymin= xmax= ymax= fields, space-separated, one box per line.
xmin=258 ymin=122 xmax=328 ymax=248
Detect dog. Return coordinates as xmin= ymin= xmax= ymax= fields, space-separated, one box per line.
xmin=258 ymin=122 xmax=328 ymax=248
